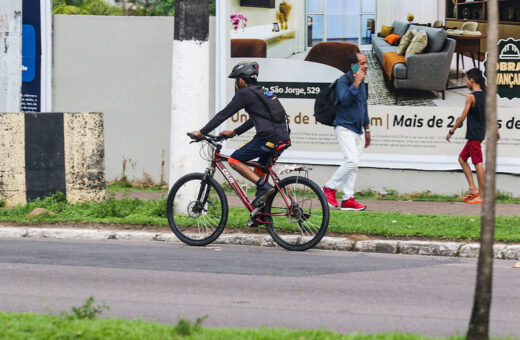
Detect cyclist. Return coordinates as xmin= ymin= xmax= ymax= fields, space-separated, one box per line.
xmin=190 ymin=61 xmax=291 ymax=208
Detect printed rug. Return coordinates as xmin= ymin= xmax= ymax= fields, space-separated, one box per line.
xmin=365 ymin=51 xmax=438 ymax=106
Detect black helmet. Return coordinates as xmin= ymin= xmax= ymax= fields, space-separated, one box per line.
xmin=228 ymin=61 xmax=259 ymax=80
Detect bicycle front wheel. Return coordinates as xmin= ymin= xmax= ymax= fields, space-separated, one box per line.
xmin=166 ymin=172 xmax=228 ymax=246
xmin=265 ymin=176 xmax=329 ymax=251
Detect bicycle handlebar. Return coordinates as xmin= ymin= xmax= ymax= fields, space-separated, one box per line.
xmin=186 ymin=132 xmax=227 ymax=146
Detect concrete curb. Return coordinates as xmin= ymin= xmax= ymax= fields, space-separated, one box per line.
xmin=1 ymin=226 xmax=519 ymax=260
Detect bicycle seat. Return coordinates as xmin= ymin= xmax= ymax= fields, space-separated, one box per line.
xmin=269 ymin=143 xmax=291 ymax=162
xmin=276 ymin=143 xmax=290 ymax=152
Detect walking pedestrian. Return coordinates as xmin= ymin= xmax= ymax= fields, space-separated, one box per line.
xmin=446 ymin=68 xmax=495 ymax=204
xmin=322 ymin=53 xmax=370 ymax=211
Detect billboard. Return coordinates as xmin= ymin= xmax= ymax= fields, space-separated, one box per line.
xmin=216 ymin=0 xmax=520 ymax=173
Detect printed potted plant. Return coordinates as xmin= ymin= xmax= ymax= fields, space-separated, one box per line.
xmin=230 ymin=13 xmax=248 ymax=31
xmin=276 ymin=1 xmax=292 ymax=30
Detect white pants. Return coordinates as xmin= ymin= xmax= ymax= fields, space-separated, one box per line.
xmin=325 ymin=126 xmax=365 ymax=201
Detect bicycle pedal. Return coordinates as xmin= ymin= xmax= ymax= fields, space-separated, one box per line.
xmin=246 ymin=219 xmax=259 ymax=228
xmin=250 ymin=205 xmax=264 ymax=218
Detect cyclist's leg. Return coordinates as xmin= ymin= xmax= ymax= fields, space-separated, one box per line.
xmin=229 ymin=137 xmax=273 ymax=184
xmin=230 ymin=138 xmax=276 ymax=206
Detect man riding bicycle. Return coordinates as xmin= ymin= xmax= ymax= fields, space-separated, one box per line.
xmin=191 ymin=61 xmax=291 ymax=208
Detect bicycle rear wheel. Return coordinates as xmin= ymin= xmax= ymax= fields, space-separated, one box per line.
xmin=166 ymin=172 xmax=228 ymax=246
xmin=265 ymin=176 xmax=329 ymax=251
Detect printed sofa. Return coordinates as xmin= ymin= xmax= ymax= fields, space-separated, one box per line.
xmin=372 ymin=21 xmax=456 ymax=104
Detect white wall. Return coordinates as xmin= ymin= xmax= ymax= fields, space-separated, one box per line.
xmin=0 ymin=0 xmax=22 ymax=112
xmin=53 ymin=15 xmax=217 ymax=184
xmin=376 ymin=0 xmax=442 ymax=28
xmin=53 ymin=15 xmax=174 ymax=183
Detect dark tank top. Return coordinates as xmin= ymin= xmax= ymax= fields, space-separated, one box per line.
xmin=466 ymin=91 xmax=486 ymax=141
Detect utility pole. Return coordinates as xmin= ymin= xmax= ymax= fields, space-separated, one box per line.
xmin=169 ymin=0 xmax=210 ymax=209
xmin=467 ymin=0 xmax=499 ymax=338
xmin=0 ymin=0 xmax=22 ymax=112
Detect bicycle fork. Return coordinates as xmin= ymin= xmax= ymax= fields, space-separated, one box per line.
xmin=192 ymin=168 xmax=215 ymax=214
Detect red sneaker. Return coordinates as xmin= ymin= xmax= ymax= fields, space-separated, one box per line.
xmin=340 ymin=198 xmax=366 ymax=211
xmin=322 ymin=186 xmax=338 ymax=208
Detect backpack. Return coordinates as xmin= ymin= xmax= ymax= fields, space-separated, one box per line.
xmin=247 ymin=86 xmax=287 ymax=124
xmin=314 ymin=75 xmax=353 ymax=126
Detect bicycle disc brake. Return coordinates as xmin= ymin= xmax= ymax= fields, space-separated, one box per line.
xmin=187 ymin=201 xmax=205 ymax=218
xmin=290 ymin=201 xmax=310 ymax=222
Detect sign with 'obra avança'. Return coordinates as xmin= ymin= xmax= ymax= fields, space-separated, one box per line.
xmin=486 ymin=38 xmax=520 ymax=100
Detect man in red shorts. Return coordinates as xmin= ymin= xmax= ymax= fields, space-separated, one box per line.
xmin=446 ymin=68 xmax=493 ymax=204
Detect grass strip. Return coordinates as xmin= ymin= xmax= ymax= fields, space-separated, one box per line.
xmin=0 ymin=312 xmax=503 ymax=340
xmin=1 ymin=193 xmax=519 ymax=242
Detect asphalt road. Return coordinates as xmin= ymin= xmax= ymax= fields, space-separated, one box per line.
xmin=0 ymin=238 xmax=519 ymax=337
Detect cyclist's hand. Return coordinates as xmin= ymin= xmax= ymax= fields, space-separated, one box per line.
xmin=189 ymin=131 xmax=203 ymax=140
xmin=219 ymin=130 xmax=236 ymax=138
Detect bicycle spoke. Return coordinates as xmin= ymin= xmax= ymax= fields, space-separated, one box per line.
xmin=167 ymin=173 xmax=227 ymax=245
xmin=265 ymin=176 xmax=329 ymax=251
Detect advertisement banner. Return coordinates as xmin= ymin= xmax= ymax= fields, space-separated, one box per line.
xmin=21 ymin=0 xmax=51 ymax=112
xmin=217 ymin=0 xmax=520 ymax=173
xmin=492 ymin=38 xmax=520 ymax=100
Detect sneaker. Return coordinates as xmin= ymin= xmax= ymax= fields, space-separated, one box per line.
xmin=466 ymin=195 xmax=482 ymax=204
xmin=323 ymin=186 xmax=338 ymax=208
xmin=252 ymin=182 xmax=275 ymax=207
xmin=340 ymin=198 xmax=366 ymax=211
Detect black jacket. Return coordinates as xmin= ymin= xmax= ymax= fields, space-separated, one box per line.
xmin=200 ymin=85 xmax=290 ymax=142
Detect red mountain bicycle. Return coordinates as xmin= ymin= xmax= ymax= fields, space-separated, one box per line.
xmin=166 ymin=133 xmax=330 ymax=251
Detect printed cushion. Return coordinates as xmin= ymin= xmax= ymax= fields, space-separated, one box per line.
xmin=384 ymin=33 xmax=402 ymax=46
xmin=392 ymin=21 xmax=410 ymax=37
xmin=405 ymin=30 xmax=428 ymax=57
xmin=380 ymin=25 xmax=393 ymax=37
xmin=408 ymin=25 xmax=448 ymax=53
xmin=397 ymin=29 xmax=417 ymax=55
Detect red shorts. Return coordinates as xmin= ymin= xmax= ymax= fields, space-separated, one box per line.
xmin=459 ymin=140 xmax=483 ymax=164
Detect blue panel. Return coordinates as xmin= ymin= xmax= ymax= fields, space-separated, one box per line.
xmin=22 ymin=25 xmax=36 ymax=83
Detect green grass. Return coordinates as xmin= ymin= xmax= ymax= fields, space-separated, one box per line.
xmin=0 ymin=193 xmax=167 ymax=226
xmin=0 ymin=312 xmax=509 ymax=340
xmin=1 ymin=193 xmax=520 ymax=242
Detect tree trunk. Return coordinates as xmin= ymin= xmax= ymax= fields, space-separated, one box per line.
xmin=467 ymin=0 xmax=499 ymax=339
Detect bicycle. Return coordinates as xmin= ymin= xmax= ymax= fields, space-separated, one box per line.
xmin=166 ymin=133 xmax=330 ymax=251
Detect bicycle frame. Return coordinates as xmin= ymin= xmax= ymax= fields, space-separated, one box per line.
xmin=207 ymin=147 xmax=295 ymax=224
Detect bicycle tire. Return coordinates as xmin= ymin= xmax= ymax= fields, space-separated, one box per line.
xmin=166 ymin=172 xmax=228 ymax=246
xmin=265 ymin=176 xmax=329 ymax=251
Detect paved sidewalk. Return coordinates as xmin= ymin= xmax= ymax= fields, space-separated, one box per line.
xmin=110 ymin=190 xmax=520 ymax=216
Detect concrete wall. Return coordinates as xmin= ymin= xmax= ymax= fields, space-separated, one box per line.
xmin=0 ymin=1 xmax=22 ymax=112
xmin=53 ymin=15 xmax=217 ymax=185
xmin=0 ymin=112 xmax=105 ymax=206
xmin=53 ymin=15 xmax=174 ymax=184
xmin=0 ymin=113 xmax=26 ymax=205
